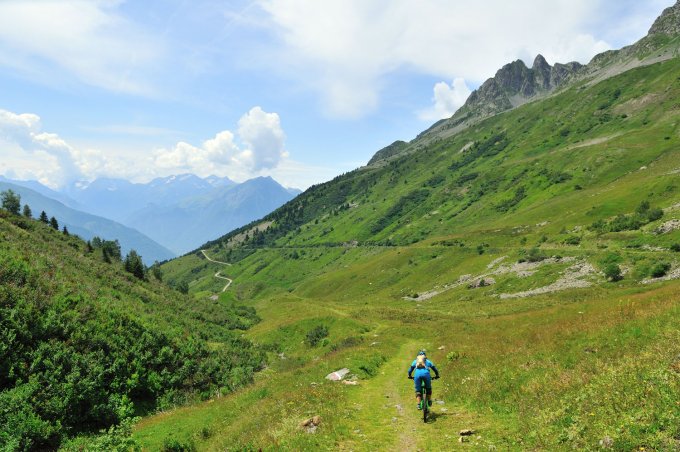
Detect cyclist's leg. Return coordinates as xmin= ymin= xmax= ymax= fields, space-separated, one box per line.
xmin=414 ymin=374 xmax=423 ymax=409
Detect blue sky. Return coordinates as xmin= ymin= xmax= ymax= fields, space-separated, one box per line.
xmin=0 ymin=0 xmax=673 ymax=189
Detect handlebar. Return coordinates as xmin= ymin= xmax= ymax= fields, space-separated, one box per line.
xmin=408 ymin=376 xmax=414 ymax=379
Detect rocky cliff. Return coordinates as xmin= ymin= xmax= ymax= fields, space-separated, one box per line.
xmin=649 ymin=0 xmax=680 ymax=36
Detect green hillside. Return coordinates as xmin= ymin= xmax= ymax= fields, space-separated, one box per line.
xmin=0 ymin=210 xmax=264 ymax=450
xmin=147 ymin=38 xmax=680 ymax=450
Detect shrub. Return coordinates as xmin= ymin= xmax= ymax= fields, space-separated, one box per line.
xmin=305 ymin=325 xmax=329 ymax=347
xmin=650 ymin=262 xmax=671 ymax=278
xmin=671 ymin=243 xmax=680 ymax=252
xmin=564 ymin=235 xmax=581 ymax=245
xmin=162 ymin=437 xmax=196 ymax=452
xmin=526 ymin=247 xmax=547 ymax=263
xmin=604 ymin=263 xmax=623 ymax=282
xmin=446 ymin=351 xmax=466 ymax=361
xmin=646 ymin=208 xmax=664 ymax=222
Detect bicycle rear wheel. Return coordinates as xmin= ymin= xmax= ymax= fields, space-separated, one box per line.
xmin=422 ymin=383 xmax=428 ymax=423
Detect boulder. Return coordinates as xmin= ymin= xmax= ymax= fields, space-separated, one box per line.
xmin=325 ymin=368 xmax=350 ymax=381
xmin=459 ymin=429 xmax=475 ymax=436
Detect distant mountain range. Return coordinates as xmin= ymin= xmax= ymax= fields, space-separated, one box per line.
xmin=62 ymin=174 xmax=237 ymax=223
xmin=115 ymin=176 xmax=299 ymax=254
xmin=0 ymin=180 xmax=174 ymax=264
xmin=2 ymin=174 xmax=301 ymax=256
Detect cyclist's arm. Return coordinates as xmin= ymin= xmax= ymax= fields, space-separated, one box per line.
xmin=430 ymin=363 xmax=440 ymax=378
xmin=407 ymin=364 xmax=415 ymax=378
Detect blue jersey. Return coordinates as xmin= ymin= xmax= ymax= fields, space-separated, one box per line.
xmin=407 ymin=358 xmax=439 ymax=377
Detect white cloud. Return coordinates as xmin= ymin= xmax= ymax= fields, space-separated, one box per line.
xmin=237 ymin=107 xmax=288 ymax=171
xmin=0 ymin=109 xmax=93 ymax=187
xmin=419 ymin=78 xmax=472 ymax=121
xmin=0 ymin=106 xmax=292 ymax=187
xmin=0 ymin=0 xmax=164 ymax=94
xmin=255 ymin=0 xmax=613 ymax=118
xmin=153 ymin=107 xmax=288 ymax=179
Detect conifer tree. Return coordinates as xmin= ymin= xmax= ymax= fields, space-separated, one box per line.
xmin=124 ymin=250 xmax=146 ymax=280
xmin=102 ymin=239 xmax=121 ymax=261
xmin=39 ymin=211 xmax=49 ymax=223
xmin=22 ymin=204 xmax=32 ymax=218
xmin=1 ymin=189 xmax=21 ymax=215
xmin=62 ymin=226 xmax=69 ymax=236
xmin=49 ymin=216 xmax=59 ymax=230
xmin=102 ymin=247 xmax=111 ymax=263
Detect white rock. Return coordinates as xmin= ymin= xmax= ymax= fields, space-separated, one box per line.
xmin=325 ymin=368 xmax=351 ymax=381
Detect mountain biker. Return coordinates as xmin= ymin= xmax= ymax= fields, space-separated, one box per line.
xmin=407 ymin=350 xmax=440 ymax=410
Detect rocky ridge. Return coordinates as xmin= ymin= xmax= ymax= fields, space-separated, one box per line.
xmin=649 ymin=0 xmax=680 ymax=36
xmin=369 ymin=0 xmax=680 ymax=164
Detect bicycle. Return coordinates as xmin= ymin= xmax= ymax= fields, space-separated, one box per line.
xmin=409 ymin=375 xmax=439 ymax=423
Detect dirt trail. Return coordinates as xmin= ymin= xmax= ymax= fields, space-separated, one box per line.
xmin=336 ymin=341 xmax=481 ymax=450
xmin=336 ymin=341 xmax=420 ymax=451
xmin=201 ymin=250 xmax=233 ymax=292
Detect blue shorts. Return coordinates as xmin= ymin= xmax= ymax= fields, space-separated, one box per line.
xmin=413 ymin=369 xmax=431 ymax=393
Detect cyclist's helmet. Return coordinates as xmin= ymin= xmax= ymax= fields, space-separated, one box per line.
xmin=418 ymin=350 xmax=427 ymax=356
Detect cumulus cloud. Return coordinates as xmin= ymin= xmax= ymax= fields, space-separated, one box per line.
xmin=1 ymin=106 xmax=291 ymax=187
xmin=0 ymin=0 xmax=164 ymax=94
xmin=153 ymin=107 xmax=288 ymax=179
xmin=0 ymin=109 xmax=93 ymax=187
xmin=419 ymin=78 xmax=473 ymax=121
xmin=255 ymin=0 xmax=613 ymax=118
xmin=237 ymin=107 xmax=288 ymax=171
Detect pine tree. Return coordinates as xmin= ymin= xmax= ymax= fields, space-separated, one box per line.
xmin=49 ymin=216 xmax=59 ymax=230
xmin=102 ymin=240 xmax=121 ymax=261
xmin=124 ymin=250 xmax=145 ymax=280
xmin=39 ymin=211 xmax=49 ymax=223
xmin=1 ymin=189 xmax=21 ymax=215
xmin=22 ymin=204 xmax=32 ymax=218
xmin=102 ymin=247 xmax=111 ymax=264
xmin=62 ymin=226 xmax=69 ymax=236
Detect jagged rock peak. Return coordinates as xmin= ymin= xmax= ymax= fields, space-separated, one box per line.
xmin=532 ymin=54 xmax=550 ymax=71
xmin=648 ymin=0 xmax=680 ymax=36
xmin=532 ymin=54 xmax=552 ymax=90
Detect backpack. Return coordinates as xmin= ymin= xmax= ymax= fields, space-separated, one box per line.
xmin=416 ymin=355 xmax=427 ymax=369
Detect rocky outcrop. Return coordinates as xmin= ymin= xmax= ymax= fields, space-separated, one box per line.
xmin=367 ymin=140 xmax=409 ymax=165
xmin=648 ymin=0 xmax=680 ymax=36
xmin=417 ymin=54 xmax=583 ymax=141
xmin=464 ymin=55 xmax=582 ymax=113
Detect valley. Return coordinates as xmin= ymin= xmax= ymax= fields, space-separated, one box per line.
xmin=142 ymin=50 xmax=680 ymax=449
xmin=2 ymin=2 xmax=680 ymax=451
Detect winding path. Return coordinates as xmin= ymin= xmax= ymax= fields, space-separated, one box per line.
xmin=201 ymin=250 xmax=233 ymax=292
